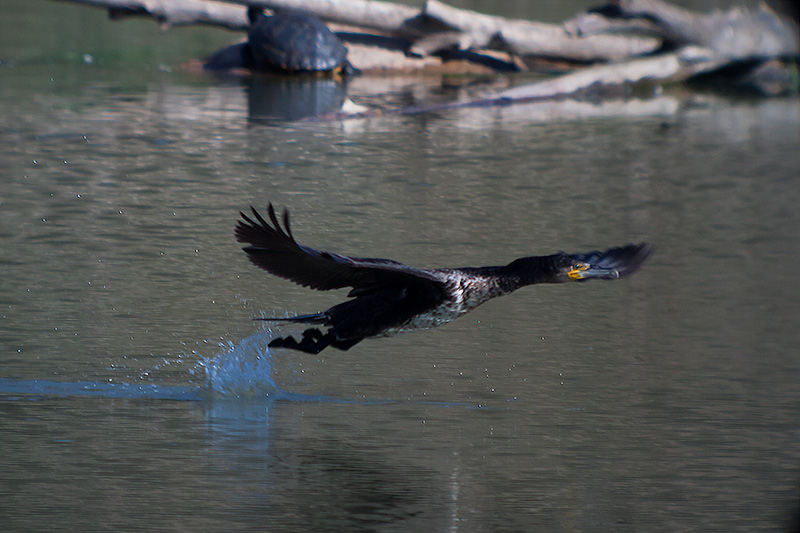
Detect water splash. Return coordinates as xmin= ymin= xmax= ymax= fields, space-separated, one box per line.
xmin=1 ymin=330 xmax=472 ymax=408
xmin=0 ymin=331 xmax=281 ymax=401
xmin=199 ymin=331 xmax=283 ymax=398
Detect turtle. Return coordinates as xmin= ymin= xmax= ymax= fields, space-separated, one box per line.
xmin=247 ymin=8 xmax=355 ymax=75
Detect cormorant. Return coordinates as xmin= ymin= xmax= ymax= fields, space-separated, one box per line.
xmin=235 ymin=204 xmax=651 ymax=354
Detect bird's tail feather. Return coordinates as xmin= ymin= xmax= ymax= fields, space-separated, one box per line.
xmin=254 ymin=312 xmax=327 ymax=324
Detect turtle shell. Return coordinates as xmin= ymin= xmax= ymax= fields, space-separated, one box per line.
xmin=248 ymin=12 xmax=348 ymax=72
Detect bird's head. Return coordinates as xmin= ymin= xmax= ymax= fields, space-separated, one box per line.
xmin=558 ymin=242 xmax=651 ymax=282
xmin=510 ymin=243 xmax=651 ymax=285
xmin=548 ymin=254 xmax=622 ymax=282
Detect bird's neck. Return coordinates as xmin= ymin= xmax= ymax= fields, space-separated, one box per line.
xmin=455 ymin=256 xmax=558 ymax=294
xmin=500 ymin=255 xmax=560 ymax=289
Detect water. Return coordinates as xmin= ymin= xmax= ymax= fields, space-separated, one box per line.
xmin=2 ymin=0 xmax=800 ymax=531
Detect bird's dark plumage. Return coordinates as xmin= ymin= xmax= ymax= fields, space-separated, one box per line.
xmin=235 ymin=204 xmax=651 ymax=354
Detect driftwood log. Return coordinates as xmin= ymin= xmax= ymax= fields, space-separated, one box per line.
xmin=326 ymin=45 xmax=728 ymax=120
xmin=54 ymin=0 xmax=249 ymax=29
xmin=48 ymin=0 xmax=800 ymax=106
xmin=561 ymin=0 xmax=798 ymax=95
xmin=234 ymin=0 xmax=663 ymax=63
xmin=566 ymin=0 xmax=800 ymax=60
xmin=53 ymin=0 xmax=799 ymax=62
xmin=415 ymin=0 xmax=660 ymax=62
xmin=54 ymin=0 xmax=663 ymax=64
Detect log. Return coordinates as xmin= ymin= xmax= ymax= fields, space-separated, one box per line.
xmin=568 ymin=0 xmax=799 ymax=60
xmin=234 ymin=0 xmax=663 ymax=63
xmin=421 ymin=0 xmax=661 ymax=62
xmin=487 ymin=46 xmax=725 ymax=102
xmin=62 ymin=0 xmax=662 ymax=64
xmin=323 ymin=45 xmax=728 ymax=119
xmin=45 ymin=0 xmax=800 ymax=88
xmin=49 ymin=0 xmax=666 ymax=69
xmin=53 ymin=0 xmax=248 ymax=29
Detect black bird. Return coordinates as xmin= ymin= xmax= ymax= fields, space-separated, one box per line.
xmin=235 ymin=204 xmax=651 ymax=354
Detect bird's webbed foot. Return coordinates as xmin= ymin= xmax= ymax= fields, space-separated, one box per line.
xmin=269 ymin=328 xmax=333 ymax=354
xmin=301 ymin=328 xmax=325 ymax=342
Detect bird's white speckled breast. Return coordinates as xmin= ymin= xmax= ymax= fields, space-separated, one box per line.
xmin=374 ymin=269 xmax=509 ymax=337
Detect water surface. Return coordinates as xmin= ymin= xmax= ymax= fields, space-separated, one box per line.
xmin=1 ymin=1 xmax=799 ymax=531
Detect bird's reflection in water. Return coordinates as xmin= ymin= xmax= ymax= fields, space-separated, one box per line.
xmin=205 ymin=399 xmax=451 ymax=531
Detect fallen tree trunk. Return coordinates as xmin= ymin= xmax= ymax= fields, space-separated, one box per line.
xmin=316 ymin=45 xmax=727 ymax=119
xmin=419 ymin=0 xmax=660 ymax=62
xmin=45 ymin=0 xmax=800 ymax=94
xmin=52 ymin=0 xmax=663 ymax=64
xmin=239 ymin=0 xmax=662 ymax=62
xmin=375 ymin=46 xmax=728 ymax=117
xmin=566 ymin=0 xmax=799 ymax=60
xmin=54 ymin=0 xmax=248 ymax=29
xmin=487 ymin=46 xmax=725 ymax=102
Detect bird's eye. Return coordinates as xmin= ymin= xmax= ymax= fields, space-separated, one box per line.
xmin=567 ymin=262 xmax=591 ymax=280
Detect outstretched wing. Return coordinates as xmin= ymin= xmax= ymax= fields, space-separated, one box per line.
xmin=234 ymin=204 xmax=444 ymax=294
